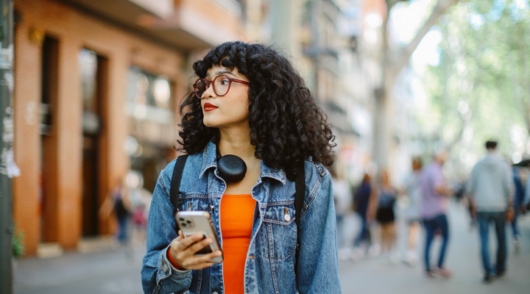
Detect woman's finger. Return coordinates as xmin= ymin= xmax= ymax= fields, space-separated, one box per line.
xmin=193 ymin=250 xmax=222 ymax=264
xmin=185 ymin=251 xmax=222 ymax=269
xmin=185 ymin=237 xmax=213 ymax=255
xmin=176 ymin=232 xmax=206 ymax=250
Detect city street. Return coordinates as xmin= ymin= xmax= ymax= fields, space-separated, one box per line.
xmin=13 ymin=203 xmax=530 ymax=294
xmin=339 ymin=203 xmax=530 ymax=294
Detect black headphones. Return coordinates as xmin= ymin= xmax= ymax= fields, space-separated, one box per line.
xmin=216 ymin=145 xmax=247 ymax=183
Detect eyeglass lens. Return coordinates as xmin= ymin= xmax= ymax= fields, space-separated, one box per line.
xmin=194 ymin=76 xmax=231 ymax=98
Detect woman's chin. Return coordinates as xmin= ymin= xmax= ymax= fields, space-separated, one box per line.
xmin=203 ymin=119 xmax=220 ymax=128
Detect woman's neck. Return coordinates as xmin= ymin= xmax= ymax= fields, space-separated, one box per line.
xmin=218 ymin=127 xmax=258 ymax=164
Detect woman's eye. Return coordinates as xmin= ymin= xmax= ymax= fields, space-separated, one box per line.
xmin=220 ymin=79 xmax=230 ymax=85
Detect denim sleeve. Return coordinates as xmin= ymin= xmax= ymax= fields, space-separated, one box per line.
xmin=141 ymin=168 xmax=193 ymax=294
xmin=297 ymin=171 xmax=342 ymax=293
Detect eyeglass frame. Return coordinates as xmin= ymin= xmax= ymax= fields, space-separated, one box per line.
xmin=193 ymin=75 xmax=250 ymax=99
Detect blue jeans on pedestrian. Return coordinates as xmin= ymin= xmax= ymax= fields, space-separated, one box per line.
xmin=477 ymin=211 xmax=507 ymax=276
xmin=511 ymin=212 xmax=520 ymax=239
xmin=423 ymin=214 xmax=449 ymax=272
xmin=117 ymin=216 xmax=129 ymax=244
xmin=354 ymin=214 xmax=370 ymax=247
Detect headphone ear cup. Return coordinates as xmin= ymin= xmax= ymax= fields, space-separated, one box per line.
xmin=217 ymin=155 xmax=247 ymax=183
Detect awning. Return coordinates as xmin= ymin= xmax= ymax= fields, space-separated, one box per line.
xmin=59 ymin=0 xmax=241 ymax=50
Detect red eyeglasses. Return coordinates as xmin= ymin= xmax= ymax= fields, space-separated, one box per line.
xmin=193 ymin=75 xmax=250 ymax=99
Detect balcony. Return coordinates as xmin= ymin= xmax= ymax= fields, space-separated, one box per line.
xmin=60 ymin=0 xmax=243 ymax=50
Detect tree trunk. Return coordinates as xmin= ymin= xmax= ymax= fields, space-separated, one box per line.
xmin=372 ymin=0 xmax=458 ymax=169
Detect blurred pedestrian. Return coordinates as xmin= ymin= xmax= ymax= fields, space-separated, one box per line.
xmin=331 ymin=168 xmax=351 ymax=248
xmin=375 ymin=170 xmax=397 ymax=257
xmin=127 ymin=171 xmax=153 ymax=247
xmin=511 ymin=166 xmax=525 ymax=253
xmin=401 ymin=157 xmax=423 ymax=265
xmin=353 ymin=173 xmax=374 ymax=251
xmin=467 ymin=141 xmax=513 ymax=283
xmin=420 ymin=150 xmax=452 ymax=279
xmin=524 ymin=163 xmax=530 ymax=211
xmin=100 ymin=177 xmax=132 ymax=245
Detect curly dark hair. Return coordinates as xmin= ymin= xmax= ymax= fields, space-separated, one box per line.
xmin=178 ymin=41 xmax=335 ymax=181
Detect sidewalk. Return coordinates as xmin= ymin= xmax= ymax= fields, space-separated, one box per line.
xmin=14 ymin=244 xmax=145 ymax=294
xmin=13 ymin=203 xmax=530 ymax=294
xmin=339 ymin=203 xmax=530 ymax=294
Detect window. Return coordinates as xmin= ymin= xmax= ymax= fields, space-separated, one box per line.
xmin=126 ymin=66 xmax=173 ymax=124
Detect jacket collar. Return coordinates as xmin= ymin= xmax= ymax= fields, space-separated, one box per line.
xmin=199 ymin=141 xmax=286 ymax=185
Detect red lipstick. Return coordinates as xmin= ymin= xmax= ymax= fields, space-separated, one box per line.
xmin=203 ymin=102 xmax=218 ymax=112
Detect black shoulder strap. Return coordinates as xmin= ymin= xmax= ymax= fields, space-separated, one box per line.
xmin=170 ymin=155 xmax=188 ymax=217
xmin=294 ymin=163 xmax=305 ymax=275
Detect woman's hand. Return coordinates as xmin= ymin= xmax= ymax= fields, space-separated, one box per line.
xmin=169 ymin=231 xmax=222 ymax=270
xmin=505 ymin=207 xmax=514 ymax=222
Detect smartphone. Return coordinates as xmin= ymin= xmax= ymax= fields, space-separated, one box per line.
xmin=175 ymin=211 xmax=223 ymax=263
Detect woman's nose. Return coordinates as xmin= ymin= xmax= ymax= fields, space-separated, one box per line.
xmin=201 ymin=83 xmax=216 ymax=99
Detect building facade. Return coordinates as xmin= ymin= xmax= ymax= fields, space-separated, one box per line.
xmin=13 ymin=0 xmax=245 ymax=256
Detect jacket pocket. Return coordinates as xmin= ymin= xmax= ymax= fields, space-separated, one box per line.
xmin=179 ymin=194 xmax=210 ymax=212
xmin=261 ymin=203 xmax=297 ymax=259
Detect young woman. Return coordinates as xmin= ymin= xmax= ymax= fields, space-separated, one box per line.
xmin=141 ymin=42 xmax=341 ymax=294
xmin=375 ymin=170 xmax=397 ymax=256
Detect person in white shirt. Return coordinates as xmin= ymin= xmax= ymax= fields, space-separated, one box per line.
xmin=467 ymin=140 xmax=513 ymax=283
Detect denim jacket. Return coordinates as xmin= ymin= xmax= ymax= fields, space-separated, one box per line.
xmin=141 ymin=142 xmax=341 ymax=294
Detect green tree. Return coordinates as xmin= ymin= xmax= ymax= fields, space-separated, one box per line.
xmin=422 ymin=0 xmax=530 ymax=161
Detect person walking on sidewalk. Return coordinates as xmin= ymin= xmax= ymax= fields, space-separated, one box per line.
xmin=352 ymin=173 xmax=375 ymax=253
xmin=99 ymin=177 xmax=132 ymax=245
xmin=375 ymin=170 xmax=398 ymax=257
xmin=401 ymin=157 xmax=423 ymax=266
xmin=420 ymin=150 xmax=453 ymax=278
xmin=466 ymin=140 xmax=513 ymax=283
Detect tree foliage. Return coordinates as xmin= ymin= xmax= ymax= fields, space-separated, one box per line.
xmin=422 ymin=0 xmax=530 ymax=160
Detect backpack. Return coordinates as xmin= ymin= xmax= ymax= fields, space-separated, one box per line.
xmin=169 ymin=155 xmax=305 ymax=274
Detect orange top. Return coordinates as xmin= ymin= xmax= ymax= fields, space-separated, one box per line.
xmin=221 ymin=194 xmax=256 ymax=294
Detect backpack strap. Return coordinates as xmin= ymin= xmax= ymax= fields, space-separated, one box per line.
xmin=170 ymin=155 xmax=188 ymax=230
xmin=294 ymin=164 xmax=305 ymax=275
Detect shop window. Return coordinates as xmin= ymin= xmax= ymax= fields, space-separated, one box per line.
xmin=79 ymin=48 xmax=107 ymax=237
xmin=40 ymin=35 xmax=59 ymax=242
xmin=79 ymin=49 xmax=101 ymax=135
xmin=126 ymin=66 xmax=173 ymax=124
xmin=40 ymin=37 xmax=58 ymax=135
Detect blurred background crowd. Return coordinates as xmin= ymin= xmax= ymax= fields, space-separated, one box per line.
xmin=1 ymin=0 xmax=530 ymax=293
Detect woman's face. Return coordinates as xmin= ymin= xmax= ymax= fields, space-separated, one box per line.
xmin=200 ymin=65 xmax=250 ymax=129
